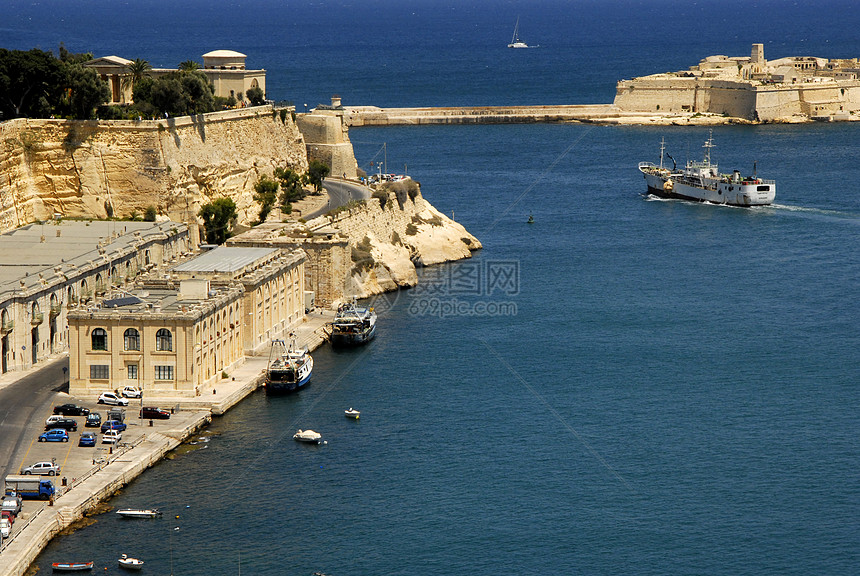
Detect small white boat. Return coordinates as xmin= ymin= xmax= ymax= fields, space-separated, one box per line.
xmin=508 ymin=17 xmax=529 ymax=48
xmin=116 ymin=508 xmax=161 ymax=519
xmin=344 ymin=408 xmax=360 ymax=419
xmin=293 ymin=429 xmax=326 ymax=444
xmin=118 ymin=555 xmax=144 ymax=570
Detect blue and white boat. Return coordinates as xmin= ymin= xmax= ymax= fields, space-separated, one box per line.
xmin=330 ymin=298 xmax=377 ymax=346
xmin=265 ymin=336 xmax=313 ymax=393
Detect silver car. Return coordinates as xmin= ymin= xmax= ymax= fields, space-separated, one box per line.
xmin=98 ymin=392 xmax=129 ymax=406
xmin=22 ymin=461 xmax=61 ymax=476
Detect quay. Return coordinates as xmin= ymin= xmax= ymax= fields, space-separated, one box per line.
xmin=0 ymin=310 xmax=333 ymax=576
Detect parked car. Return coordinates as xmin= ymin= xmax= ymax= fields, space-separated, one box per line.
xmin=39 ymin=429 xmax=69 ymax=442
xmin=53 ymin=403 xmax=90 ymax=416
xmin=1 ymin=495 xmax=22 ymax=516
xmin=45 ymin=414 xmax=66 ymax=426
xmin=140 ymin=407 xmax=170 ymax=420
xmin=101 ymin=420 xmax=127 ymax=433
xmin=97 ymin=392 xmax=129 ymax=406
xmin=43 ymin=417 xmax=77 ymax=432
xmin=102 ymin=430 xmax=122 ymax=444
xmin=0 ymin=517 xmax=10 ymax=538
xmin=0 ymin=510 xmax=14 ymax=524
xmin=22 ymin=461 xmax=61 ymax=476
xmin=79 ymin=432 xmax=97 ymax=447
xmin=85 ymin=413 xmax=102 ymax=427
xmin=121 ymin=386 xmax=142 ymax=398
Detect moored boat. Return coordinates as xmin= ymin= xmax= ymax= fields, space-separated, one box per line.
xmin=293 ymin=429 xmax=326 ymax=444
xmin=118 ymin=555 xmax=144 ymax=570
xmin=330 ymin=298 xmax=377 ymax=346
xmin=638 ymin=132 xmax=775 ymax=206
xmin=52 ymin=562 xmax=93 ymax=572
xmin=116 ymin=508 xmax=161 ymax=518
xmin=265 ymin=335 xmax=313 ymax=393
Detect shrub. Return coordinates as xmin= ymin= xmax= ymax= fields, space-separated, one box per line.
xmin=372 ymin=190 xmax=388 ymax=209
xmin=144 ymin=206 xmax=157 ymax=222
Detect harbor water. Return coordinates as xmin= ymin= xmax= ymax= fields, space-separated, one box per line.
xmin=2 ymin=1 xmax=858 ymax=574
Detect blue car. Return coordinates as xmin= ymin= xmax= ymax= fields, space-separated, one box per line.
xmin=39 ymin=429 xmax=69 ymax=442
xmin=100 ymin=420 xmax=127 ymax=433
xmin=79 ymin=432 xmax=97 ymax=447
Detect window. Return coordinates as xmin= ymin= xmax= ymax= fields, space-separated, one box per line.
xmin=92 ymin=328 xmax=108 ymax=351
xmin=124 ymin=328 xmax=140 ymax=351
xmin=154 ymin=365 xmax=174 ymax=380
xmin=90 ymin=365 xmax=109 ymax=379
xmin=156 ymin=328 xmax=172 ymax=351
xmin=127 ymin=364 xmax=138 ymax=380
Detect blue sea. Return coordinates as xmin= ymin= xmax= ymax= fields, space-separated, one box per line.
xmin=4 ymin=1 xmax=859 ymax=575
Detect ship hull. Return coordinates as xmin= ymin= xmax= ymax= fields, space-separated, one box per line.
xmin=643 ymin=172 xmax=775 ymax=207
xmin=264 ymin=362 xmax=313 ymax=394
xmin=331 ymin=323 xmax=376 ymax=346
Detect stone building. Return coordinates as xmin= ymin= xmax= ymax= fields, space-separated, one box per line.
xmin=296 ymin=96 xmax=360 ymax=179
xmin=86 ymin=50 xmax=266 ymax=105
xmin=67 ymin=246 xmax=307 ymax=398
xmin=0 ymin=220 xmax=191 ymax=376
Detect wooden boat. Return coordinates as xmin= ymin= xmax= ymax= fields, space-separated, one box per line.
xmin=118 ymin=555 xmax=144 ymax=570
xmin=344 ymin=408 xmax=360 ymax=419
xmin=116 ymin=508 xmax=161 ymax=518
xmin=52 ymin=562 xmax=94 ymax=571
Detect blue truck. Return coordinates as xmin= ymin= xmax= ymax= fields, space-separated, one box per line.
xmin=5 ymin=475 xmax=56 ymax=500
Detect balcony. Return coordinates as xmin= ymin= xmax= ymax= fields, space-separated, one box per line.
xmin=31 ymin=312 xmax=44 ymax=325
xmin=50 ymin=304 xmax=63 ymax=319
xmin=1 ymin=320 xmax=13 ymax=334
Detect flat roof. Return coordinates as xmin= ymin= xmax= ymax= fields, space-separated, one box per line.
xmin=0 ymin=220 xmax=187 ymax=299
xmin=171 ymin=246 xmax=278 ymax=274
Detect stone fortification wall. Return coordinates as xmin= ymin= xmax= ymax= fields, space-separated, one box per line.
xmin=343 ymin=104 xmax=620 ymax=126
xmin=615 ymin=75 xmax=860 ymax=121
xmin=295 ymin=110 xmax=358 ymax=179
xmin=0 ymin=106 xmax=308 ymax=232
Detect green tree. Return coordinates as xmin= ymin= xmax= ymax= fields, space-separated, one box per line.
xmin=0 ymin=48 xmax=67 ymax=119
xmin=180 ymin=71 xmax=214 ymax=114
xmin=199 ymin=197 xmax=237 ymax=244
xmin=121 ymin=58 xmax=151 ymax=102
xmin=274 ymin=167 xmax=304 ymax=209
xmin=178 ymin=60 xmax=201 ymax=71
xmin=66 ymin=64 xmax=110 ymax=119
xmin=306 ymin=160 xmax=330 ymax=193
xmin=143 ymin=206 xmax=157 ymax=222
xmin=253 ymin=176 xmax=279 ymax=223
xmin=246 ymin=86 xmax=265 ymax=106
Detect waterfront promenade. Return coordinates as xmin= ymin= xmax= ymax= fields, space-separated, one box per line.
xmin=0 ymin=310 xmax=334 ymax=576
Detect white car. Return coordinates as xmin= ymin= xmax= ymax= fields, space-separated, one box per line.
xmin=45 ymin=414 xmax=66 ymax=426
xmin=102 ymin=429 xmax=122 ymax=444
xmin=0 ymin=517 xmax=10 ymax=538
xmin=98 ymin=392 xmax=129 ymax=406
xmin=22 ymin=461 xmax=61 ymax=476
xmin=121 ymin=386 xmax=142 ymax=398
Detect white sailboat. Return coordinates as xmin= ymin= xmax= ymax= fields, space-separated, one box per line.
xmin=508 ymin=17 xmax=529 ymax=48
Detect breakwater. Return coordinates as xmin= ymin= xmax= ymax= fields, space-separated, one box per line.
xmin=343 ymin=104 xmax=624 ymax=126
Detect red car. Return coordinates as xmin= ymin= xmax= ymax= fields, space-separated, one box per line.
xmin=140 ymin=407 xmax=170 ymax=420
xmin=1 ymin=510 xmax=15 ymax=524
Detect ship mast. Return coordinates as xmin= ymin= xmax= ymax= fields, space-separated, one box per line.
xmin=702 ymin=129 xmax=715 ymax=166
xmin=659 ymin=137 xmax=666 ymax=170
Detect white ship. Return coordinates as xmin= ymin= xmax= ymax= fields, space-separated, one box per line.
xmin=638 ymin=133 xmax=775 ymax=207
xmin=265 ymin=336 xmax=313 ymax=393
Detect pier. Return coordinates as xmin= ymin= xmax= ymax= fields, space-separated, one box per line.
xmin=343 ymin=104 xmax=625 ymax=126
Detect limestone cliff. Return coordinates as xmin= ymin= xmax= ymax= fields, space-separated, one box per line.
xmin=309 ymin=183 xmax=482 ymax=300
xmin=0 ymin=106 xmax=307 ymax=232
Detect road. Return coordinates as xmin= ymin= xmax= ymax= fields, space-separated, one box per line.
xmin=0 ymin=357 xmax=68 ymax=479
xmin=308 ymin=178 xmax=371 ymax=220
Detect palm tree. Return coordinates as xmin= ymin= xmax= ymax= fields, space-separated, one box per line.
xmin=121 ymin=58 xmax=151 ymax=103
xmin=178 ymin=60 xmax=201 ymax=72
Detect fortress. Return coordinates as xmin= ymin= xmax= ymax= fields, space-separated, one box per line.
xmin=614 ymin=43 xmax=860 ymax=122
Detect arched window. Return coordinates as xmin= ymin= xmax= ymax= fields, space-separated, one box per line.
xmin=156 ymin=328 xmax=172 ymax=351
xmin=124 ymin=328 xmax=140 ymax=351
xmin=92 ymin=328 xmax=108 ymax=351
